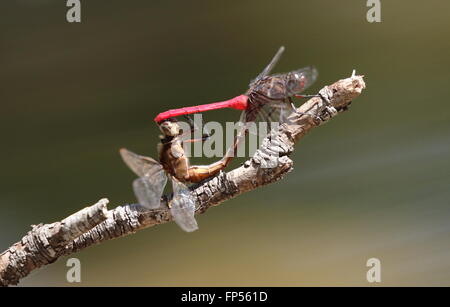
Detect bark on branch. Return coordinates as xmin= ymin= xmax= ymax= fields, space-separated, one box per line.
xmin=0 ymin=73 xmax=366 ymax=286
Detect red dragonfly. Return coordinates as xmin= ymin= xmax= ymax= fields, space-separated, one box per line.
xmin=154 ymin=46 xmax=318 ymax=126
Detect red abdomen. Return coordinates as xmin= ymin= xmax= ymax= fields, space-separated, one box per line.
xmin=154 ymin=95 xmax=248 ymax=123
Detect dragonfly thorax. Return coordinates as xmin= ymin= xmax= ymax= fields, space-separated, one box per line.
xmin=250 ymin=76 xmax=288 ymax=100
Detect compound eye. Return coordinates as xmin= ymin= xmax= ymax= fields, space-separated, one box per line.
xmin=298 ymin=75 xmax=305 ymax=89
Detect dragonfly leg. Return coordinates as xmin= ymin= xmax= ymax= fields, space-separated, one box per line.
xmin=289 ymin=97 xmax=309 ymax=117
xmin=183 ymin=114 xmax=211 ymax=139
xmin=288 ymin=97 xmax=327 ymax=125
xmin=182 ymin=135 xmax=210 ymax=144
xmin=182 ymin=114 xmax=197 ymax=133
xmin=257 ymin=107 xmax=274 ymax=137
xmin=316 ymin=87 xmax=338 ymax=124
xmin=294 ymin=94 xmax=320 ymax=99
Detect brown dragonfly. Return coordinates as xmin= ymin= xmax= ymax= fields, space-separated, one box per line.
xmin=120 ymin=118 xmax=235 ymax=232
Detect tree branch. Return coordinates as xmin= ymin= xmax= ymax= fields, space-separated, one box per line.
xmin=0 ymin=73 xmax=366 ymax=286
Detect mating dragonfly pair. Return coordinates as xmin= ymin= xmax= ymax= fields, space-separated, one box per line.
xmin=120 ymin=46 xmax=322 ymax=232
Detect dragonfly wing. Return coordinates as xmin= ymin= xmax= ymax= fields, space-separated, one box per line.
xmin=279 ymin=103 xmax=293 ymax=125
xmin=120 ymin=148 xmax=167 ymax=209
xmin=133 ymin=170 xmax=167 ymax=209
xmin=245 ymin=97 xmax=288 ymax=131
xmin=249 ymin=46 xmax=285 ymax=88
xmin=170 ymin=178 xmax=198 ymax=232
xmin=120 ymin=148 xmax=162 ymax=178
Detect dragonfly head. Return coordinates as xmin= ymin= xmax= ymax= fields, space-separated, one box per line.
xmin=158 ymin=118 xmax=181 ymax=137
xmin=286 ymin=66 xmax=318 ymax=95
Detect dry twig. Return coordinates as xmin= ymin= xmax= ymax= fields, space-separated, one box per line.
xmin=0 ymin=73 xmax=366 ymax=286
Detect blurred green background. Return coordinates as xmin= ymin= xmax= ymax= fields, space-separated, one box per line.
xmin=1 ymin=0 xmax=449 ymax=286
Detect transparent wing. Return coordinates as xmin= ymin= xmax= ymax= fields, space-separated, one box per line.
xmin=170 ymin=178 xmax=198 ymax=232
xmin=249 ymin=46 xmax=285 ymax=88
xmin=120 ymin=148 xmax=167 ymax=209
xmin=244 ymin=89 xmax=291 ymax=126
xmin=251 ymin=102 xmax=290 ymax=126
xmin=120 ymin=148 xmax=162 ymax=178
xmin=247 ymin=102 xmax=287 ymax=138
xmin=132 ymin=171 xmax=167 ymax=209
